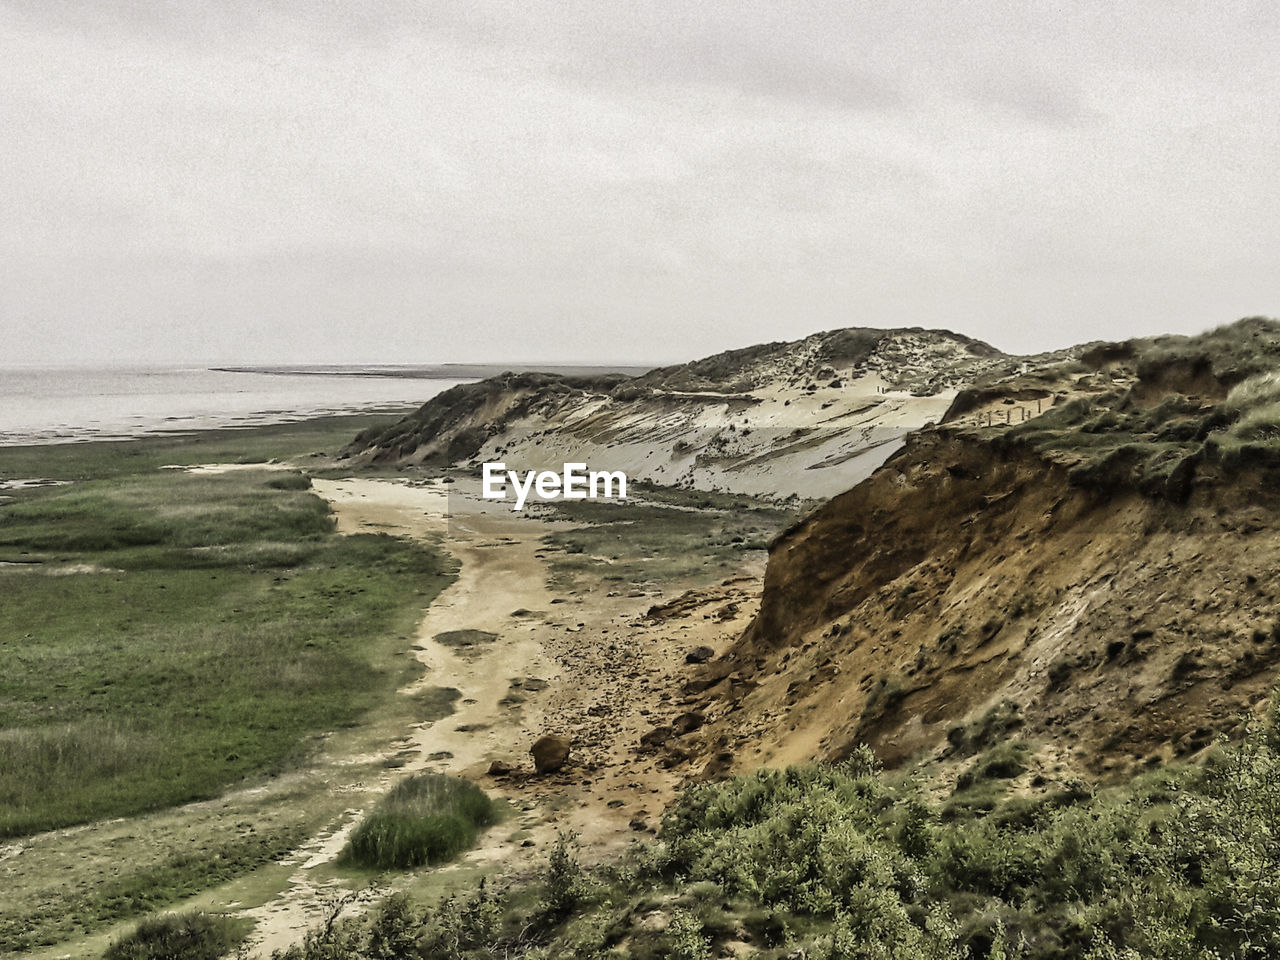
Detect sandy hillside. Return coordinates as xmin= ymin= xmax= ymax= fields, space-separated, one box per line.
xmin=343 ymin=327 xmax=1078 ymax=500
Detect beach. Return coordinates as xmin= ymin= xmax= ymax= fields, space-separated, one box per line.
xmin=0 ymin=412 xmax=785 ymax=958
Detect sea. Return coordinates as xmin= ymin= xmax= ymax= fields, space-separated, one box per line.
xmin=0 ymin=365 xmax=475 ymax=446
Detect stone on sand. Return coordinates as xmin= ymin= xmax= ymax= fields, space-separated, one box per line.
xmin=531 ymin=734 xmax=571 ymax=774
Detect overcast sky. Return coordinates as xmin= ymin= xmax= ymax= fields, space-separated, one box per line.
xmin=2 ymin=1 xmax=1277 ymax=366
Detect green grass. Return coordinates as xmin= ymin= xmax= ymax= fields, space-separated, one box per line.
xmin=0 ymin=450 xmax=454 ymax=838
xmin=994 ymin=318 xmax=1280 ymax=496
xmin=102 ymin=909 xmax=252 ymax=960
xmin=343 ymin=773 xmax=496 ymax=870
xmin=0 ymin=410 xmax=415 ymax=482
xmin=539 ymin=483 xmax=799 ymax=591
xmin=2 ymin=823 xmax=305 ymax=953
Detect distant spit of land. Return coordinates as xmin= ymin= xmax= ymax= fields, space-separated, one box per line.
xmin=212 ymin=363 xmax=657 ymax=380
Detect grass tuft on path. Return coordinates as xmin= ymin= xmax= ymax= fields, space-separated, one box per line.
xmin=344 ymin=773 xmax=496 ymax=870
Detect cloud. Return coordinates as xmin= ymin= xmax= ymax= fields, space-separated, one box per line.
xmin=0 ymin=1 xmax=1277 ymax=364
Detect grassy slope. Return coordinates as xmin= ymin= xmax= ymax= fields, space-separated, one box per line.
xmin=278 ymin=714 xmax=1280 ymax=960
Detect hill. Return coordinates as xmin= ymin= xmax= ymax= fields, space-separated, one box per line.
xmin=672 ymin=317 xmax=1280 ymax=785
xmin=341 ymin=327 xmax=1074 ymax=500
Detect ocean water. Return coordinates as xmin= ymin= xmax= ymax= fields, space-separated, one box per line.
xmin=0 ymin=366 xmax=472 ymax=445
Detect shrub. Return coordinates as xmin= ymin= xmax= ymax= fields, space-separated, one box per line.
xmin=103 ymin=910 xmax=249 ymax=960
xmin=532 ymin=832 xmax=594 ymax=929
xmin=665 ymin=908 xmax=713 ymax=960
xmin=954 ymin=741 xmax=1031 ymax=792
xmin=267 ymin=472 xmax=314 ymax=491
xmin=344 ymin=773 xmax=495 ymax=870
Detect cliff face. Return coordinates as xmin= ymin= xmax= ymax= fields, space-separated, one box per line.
xmin=714 ymin=432 xmax=1280 ymax=774
xmin=679 ymin=318 xmax=1280 ymax=778
xmin=342 ymin=326 xmax=1059 ymax=499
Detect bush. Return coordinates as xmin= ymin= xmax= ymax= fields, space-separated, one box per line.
xmin=344 ymin=773 xmax=494 ymax=870
xmin=954 ymin=741 xmax=1031 ymax=792
xmin=277 ymin=689 xmax=1280 ymax=960
xmin=267 ymin=472 xmax=314 ymax=491
xmin=104 ymin=910 xmax=249 ymax=960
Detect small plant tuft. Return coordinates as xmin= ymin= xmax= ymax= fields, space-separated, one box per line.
xmin=103 ymin=910 xmax=250 ymax=960
xmin=344 ymin=773 xmax=495 ymax=870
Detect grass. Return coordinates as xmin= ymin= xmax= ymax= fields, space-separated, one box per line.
xmin=991 ymin=318 xmax=1280 ymax=495
xmin=102 ymin=909 xmax=252 ymax=960
xmin=343 ymin=773 xmax=496 ymax=870
xmin=1 ymin=821 xmax=306 ymax=953
xmin=0 ymin=410 xmax=415 ymax=482
xmin=0 ymin=438 xmax=455 ymax=839
xmin=412 ymin=686 xmax=463 ymax=723
xmin=539 ymin=482 xmax=799 ymax=591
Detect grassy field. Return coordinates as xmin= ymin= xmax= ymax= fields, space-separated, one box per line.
xmin=0 ymin=411 xmax=420 ymax=482
xmin=538 ymin=481 xmax=801 ymax=592
xmin=0 ymin=416 xmax=454 ymax=839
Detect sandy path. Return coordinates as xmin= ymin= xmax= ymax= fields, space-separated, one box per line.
xmin=242 ymin=477 xmax=760 ymax=956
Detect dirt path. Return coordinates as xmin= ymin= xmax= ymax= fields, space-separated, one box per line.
xmin=243 ymin=477 xmax=760 ymax=956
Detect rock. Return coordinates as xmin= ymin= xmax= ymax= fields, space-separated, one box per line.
xmin=640 ymin=726 xmax=673 ymax=748
xmin=487 ymin=759 xmax=513 ymax=776
xmin=629 ymin=816 xmax=648 ymax=831
xmin=672 ymin=711 xmax=705 ymax=735
xmin=685 ymin=645 xmax=715 ymax=664
xmin=530 ymin=735 xmax=571 ymax=773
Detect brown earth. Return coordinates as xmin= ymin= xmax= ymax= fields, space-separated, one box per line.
xmin=682 ymin=425 xmax=1280 ymax=788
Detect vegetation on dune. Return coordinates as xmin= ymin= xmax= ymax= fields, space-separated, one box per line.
xmin=343 ymin=773 xmax=496 ymax=870
xmin=271 ymin=697 xmax=1280 ymax=959
xmin=996 ymin=317 xmax=1280 ymax=495
xmin=0 ymin=455 xmax=454 ymax=838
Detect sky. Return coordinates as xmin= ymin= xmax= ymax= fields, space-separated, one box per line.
xmin=2 ymin=1 xmax=1277 ymax=366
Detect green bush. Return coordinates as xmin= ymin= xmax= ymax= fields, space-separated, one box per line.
xmin=276 ymin=686 xmax=1280 ymax=960
xmin=103 ymin=910 xmax=249 ymax=960
xmin=954 ymin=741 xmax=1031 ymax=792
xmin=344 ymin=773 xmax=495 ymax=870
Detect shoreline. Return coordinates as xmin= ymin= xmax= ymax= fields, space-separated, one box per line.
xmin=210 ymin=362 xmax=656 ymax=379
xmin=0 ymin=402 xmax=427 ymax=449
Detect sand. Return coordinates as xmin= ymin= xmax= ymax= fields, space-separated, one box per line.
xmin=241 ymin=476 xmax=762 ymax=956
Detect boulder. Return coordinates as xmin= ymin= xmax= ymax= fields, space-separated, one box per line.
xmin=672 ymin=711 xmax=705 ymax=736
xmin=530 ymin=734 xmax=571 ymax=774
xmin=640 ymin=726 xmax=673 ymax=748
xmin=685 ymin=645 xmax=715 ymax=664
